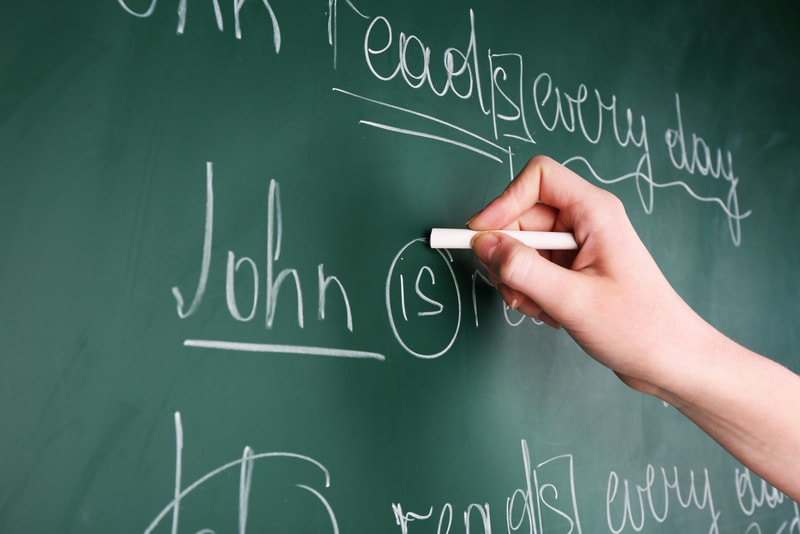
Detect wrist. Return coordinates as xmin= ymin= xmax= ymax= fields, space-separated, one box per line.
xmin=631 ymin=304 xmax=726 ymax=405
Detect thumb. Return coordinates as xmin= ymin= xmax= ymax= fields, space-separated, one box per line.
xmin=471 ymin=232 xmax=578 ymax=324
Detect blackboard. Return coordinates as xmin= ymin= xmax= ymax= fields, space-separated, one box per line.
xmin=1 ymin=0 xmax=799 ymax=531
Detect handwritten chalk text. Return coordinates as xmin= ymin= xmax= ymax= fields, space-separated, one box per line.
xmin=736 ymin=468 xmax=800 ymax=533
xmin=391 ymin=441 xmax=582 ymax=533
xmin=329 ymin=2 xmax=751 ymax=244
xmin=143 ymin=412 xmax=339 ymax=534
xmin=116 ymin=0 xmax=281 ymax=50
xmin=606 ymin=465 xmax=720 ymax=534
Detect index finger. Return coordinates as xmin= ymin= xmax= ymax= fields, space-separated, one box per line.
xmin=468 ymin=156 xmax=600 ymax=232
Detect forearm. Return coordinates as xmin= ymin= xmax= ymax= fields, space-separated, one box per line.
xmin=645 ymin=318 xmax=800 ymax=501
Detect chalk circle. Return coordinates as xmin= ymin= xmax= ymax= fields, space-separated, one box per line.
xmin=385 ymin=238 xmax=461 ymax=359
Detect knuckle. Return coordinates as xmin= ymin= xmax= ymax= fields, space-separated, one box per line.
xmin=595 ymin=188 xmax=625 ymax=215
xmin=528 ymin=154 xmax=554 ymax=168
xmin=603 ymin=191 xmax=626 ymax=215
xmin=586 ymin=188 xmax=628 ymax=229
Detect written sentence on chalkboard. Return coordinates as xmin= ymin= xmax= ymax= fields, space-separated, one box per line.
xmin=142 ymin=411 xmax=796 ymax=533
xmin=119 ymin=0 xmax=749 ymax=245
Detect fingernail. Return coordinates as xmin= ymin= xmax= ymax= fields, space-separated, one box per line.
xmin=471 ymin=232 xmax=500 ymax=263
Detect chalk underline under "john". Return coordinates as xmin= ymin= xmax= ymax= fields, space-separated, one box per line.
xmin=183 ymin=339 xmax=386 ymax=361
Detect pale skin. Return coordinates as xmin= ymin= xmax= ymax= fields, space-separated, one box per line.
xmin=468 ymin=155 xmax=800 ymax=501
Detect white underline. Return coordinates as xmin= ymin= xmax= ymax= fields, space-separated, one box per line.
xmin=184 ymin=339 xmax=386 ymax=361
xmin=359 ymin=120 xmax=504 ymax=163
xmin=332 ymin=87 xmax=508 ymax=153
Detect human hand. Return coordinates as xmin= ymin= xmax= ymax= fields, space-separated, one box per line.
xmin=468 ymin=156 xmax=701 ymax=393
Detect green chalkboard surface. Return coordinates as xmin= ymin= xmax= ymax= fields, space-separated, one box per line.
xmin=2 ymin=0 xmax=799 ymax=531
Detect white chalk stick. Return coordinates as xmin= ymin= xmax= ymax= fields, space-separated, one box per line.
xmin=429 ymin=228 xmax=578 ymax=250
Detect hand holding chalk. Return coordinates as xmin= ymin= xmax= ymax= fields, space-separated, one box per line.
xmin=465 ymin=155 xmax=688 ymax=384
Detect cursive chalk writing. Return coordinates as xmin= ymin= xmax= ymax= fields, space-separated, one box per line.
xmin=606 ymin=464 xmax=720 ymax=533
xmin=143 ymin=412 xmax=339 ymax=534
xmin=172 ymin=162 xmax=385 ymax=361
xmin=118 ymin=1 xmax=754 ymax=244
xmin=735 ymin=467 xmax=800 ymax=532
xmin=736 ymin=467 xmax=788 ymax=516
xmin=391 ymin=440 xmax=583 ymax=533
xmin=117 ymin=0 xmax=281 ymax=50
xmin=330 ymin=2 xmax=751 ymax=244
xmin=665 ymin=93 xmax=748 ymax=245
